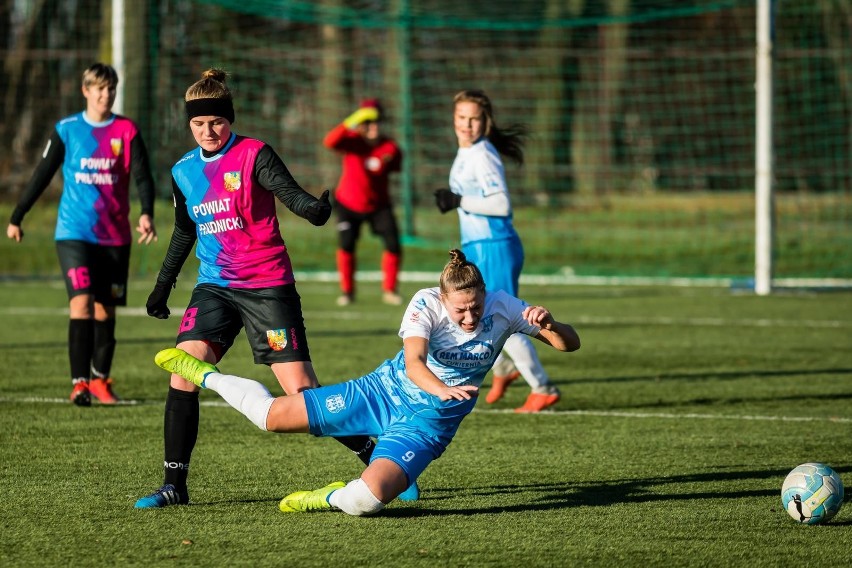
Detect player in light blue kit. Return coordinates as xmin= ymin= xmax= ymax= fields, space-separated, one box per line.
xmin=153 ymin=249 xmax=580 ymax=516
xmin=434 ymin=89 xmax=562 ymax=412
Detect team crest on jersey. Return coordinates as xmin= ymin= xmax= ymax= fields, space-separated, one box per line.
xmin=485 ymin=171 xmax=500 ymax=188
xmin=223 ymin=171 xmax=241 ymax=192
xmin=325 ymin=394 xmax=346 ymax=413
xmin=481 ymin=315 xmax=494 ymax=332
xmin=110 ymin=138 xmax=123 ymax=157
xmin=266 ymin=329 xmax=288 ymax=351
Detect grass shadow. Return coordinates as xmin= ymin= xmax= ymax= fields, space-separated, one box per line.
xmin=381 ymin=465 xmax=852 ymax=518
xmin=567 ymin=368 xmax=852 ymax=386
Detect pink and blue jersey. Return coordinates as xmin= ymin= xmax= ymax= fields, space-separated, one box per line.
xmin=55 ymin=112 xmax=138 ymax=245
xmin=171 ymin=134 xmax=295 ymax=288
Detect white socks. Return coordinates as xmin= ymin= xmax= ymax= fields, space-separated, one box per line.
xmin=502 ymin=333 xmax=551 ymax=389
xmin=491 ymin=353 xmax=517 ymax=377
xmin=203 ymin=372 xmax=275 ymax=431
xmin=329 ymin=478 xmax=385 ymax=516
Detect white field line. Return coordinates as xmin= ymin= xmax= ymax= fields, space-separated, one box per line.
xmin=474 ymin=408 xmax=852 ymax=423
xmin=309 ymin=270 xmax=852 ymax=289
xmin=1 ymin=305 xmax=848 ymax=329
xmin=0 ymin=396 xmax=849 ymax=424
xmin=5 ymin=271 xmax=852 ymax=289
xmin=571 ymin=315 xmax=850 ymax=329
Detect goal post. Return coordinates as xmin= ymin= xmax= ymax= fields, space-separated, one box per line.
xmin=754 ymin=0 xmax=775 ymax=296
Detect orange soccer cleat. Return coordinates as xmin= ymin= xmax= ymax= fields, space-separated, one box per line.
xmin=90 ymin=377 xmax=119 ymax=404
xmin=69 ymin=380 xmax=91 ymax=407
xmin=514 ymin=390 xmax=561 ymax=413
xmin=485 ymin=370 xmax=521 ymax=404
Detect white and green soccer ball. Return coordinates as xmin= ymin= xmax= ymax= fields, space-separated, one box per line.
xmin=781 ymin=462 xmax=844 ymax=525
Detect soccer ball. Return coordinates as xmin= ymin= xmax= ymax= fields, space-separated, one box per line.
xmin=781 ymin=462 xmax=844 ymax=525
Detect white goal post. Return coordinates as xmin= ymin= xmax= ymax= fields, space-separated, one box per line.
xmin=755 ymin=0 xmax=775 ymax=295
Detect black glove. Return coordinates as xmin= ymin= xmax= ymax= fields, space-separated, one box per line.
xmin=146 ymin=280 xmax=174 ymax=319
xmin=434 ymin=189 xmax=462 ymax=214
xmin=304 ymin=189 xmax=332 ymax=226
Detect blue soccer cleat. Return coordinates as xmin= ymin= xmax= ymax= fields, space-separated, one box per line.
xmin=134 ymin=484 xmax=189 ymax=509
xmin=398 ymin=481 xmax=420 ymax=502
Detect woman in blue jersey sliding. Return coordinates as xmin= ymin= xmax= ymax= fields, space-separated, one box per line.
xmin=6 ymin=63 xmax=158 ymax=406
xmin=153 ymin=249 xmax=580 ymax=516
xmin=434 ymin=89 xmax=562 ymax=413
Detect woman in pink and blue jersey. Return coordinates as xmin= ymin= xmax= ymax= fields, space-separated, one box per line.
xmin=135 ymin=68 xmax=374 ymax=509
xmin=6 ymin=63 xmax=158 ymax=407
xmin=434 ymin=89 xmax=562 ymax=413
xmin=152 ymin=249 xmax=580 ymax=516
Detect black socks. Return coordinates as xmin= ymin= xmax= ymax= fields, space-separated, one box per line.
xmin=163 ymin=387 xmax=200 ymax=490
xmin=91 ymin=319 xmax=117 ymax=378
xmin=68 ymin=319 xmax=94 ymax=382
xmin=334 ymin=436 xmax=376 ymax=466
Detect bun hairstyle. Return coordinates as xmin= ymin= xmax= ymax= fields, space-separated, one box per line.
xmin=440 ymin=249 xmax=486 ymax=295
xmin=185 ymin=68 xmax=235 ymax=124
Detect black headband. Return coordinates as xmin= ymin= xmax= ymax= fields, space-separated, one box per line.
xmin=185 ymin=98 xmax=235 ymax=124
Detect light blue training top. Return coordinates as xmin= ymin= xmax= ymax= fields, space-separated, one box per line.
xmin=448 ymin=138 xmax=518 ymax=245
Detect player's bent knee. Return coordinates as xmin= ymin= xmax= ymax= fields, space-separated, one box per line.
xmin=330 ymin=478 xmax=385 ymax=516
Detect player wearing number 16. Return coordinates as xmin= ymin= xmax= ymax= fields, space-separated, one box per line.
xmin=5 ymin=63 xmax=159 ymax=407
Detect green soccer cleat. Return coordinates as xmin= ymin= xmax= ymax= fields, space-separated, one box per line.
xmin=154 ymin=348 xmax=218 ymax=388
xmin=279 ymin=481 xmax=346 ymax=513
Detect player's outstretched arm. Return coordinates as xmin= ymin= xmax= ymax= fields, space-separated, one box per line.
xmin=255 ymin=146 xmax=331 ymax=226
xmin=523 ymin=305 xmax=581 ymax=352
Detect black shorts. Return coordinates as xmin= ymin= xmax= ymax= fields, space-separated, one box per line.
xmin=335 ymin=203 xmax=401 ymax=254
xmin=176 ymin=283 xmax=312 ymax=365
xmin=56 ymin=240 xmax=130 ymax=306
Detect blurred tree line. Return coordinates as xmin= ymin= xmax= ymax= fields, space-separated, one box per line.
xmin=1 ymin=0 xmax=849 ymax=207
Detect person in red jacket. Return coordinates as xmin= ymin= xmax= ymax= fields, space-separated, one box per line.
xmin=323 ymin=99 xmax=403 ymax=306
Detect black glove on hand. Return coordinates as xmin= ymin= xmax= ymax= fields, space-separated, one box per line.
xmin=304 ymin=189 xmax=332 ymax=226
xmin=146 ymin=280 xmax=174 ymax=319
xmin=434 ymin=189 xmax=462 ymax=214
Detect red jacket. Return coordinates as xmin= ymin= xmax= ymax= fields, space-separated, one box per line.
xmin=323 ymin=124 xmax=402 ymax=213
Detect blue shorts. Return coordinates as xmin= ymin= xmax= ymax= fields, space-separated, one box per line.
xmin=303 ymin=369 xmax=457 ymax=486
xmin=463 ymin=235 xmax=524 ymax=295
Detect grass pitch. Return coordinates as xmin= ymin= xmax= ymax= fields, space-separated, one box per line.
xmin=2 ymin=192 xmax=851 ymax=280
xmin=0 ymin=279 xmax=850 ymax=567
